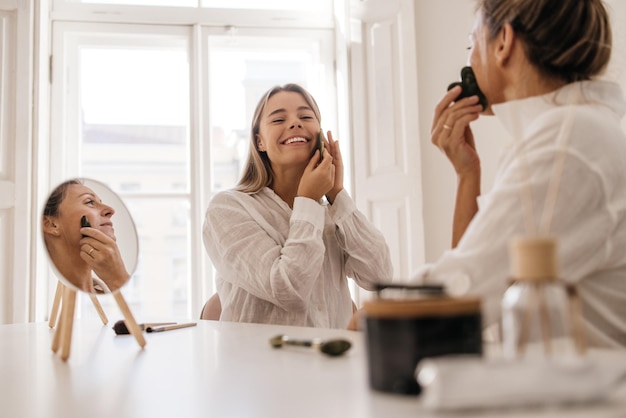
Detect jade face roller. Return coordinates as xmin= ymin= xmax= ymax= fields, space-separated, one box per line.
xmin=269 ymin=334 xmax=352 ymax=357
xmin=447 ymin=66 xmax=488 ymax=111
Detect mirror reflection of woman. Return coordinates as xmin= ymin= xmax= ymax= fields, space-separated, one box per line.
xmin=42 ymin=179 xmax=129 ymax=293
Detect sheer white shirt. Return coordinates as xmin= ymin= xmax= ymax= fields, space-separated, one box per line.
xmin=411 ymin=80 xmax=626 ymax=348
xmin=203 ymin=188 xmax=393 ymax=328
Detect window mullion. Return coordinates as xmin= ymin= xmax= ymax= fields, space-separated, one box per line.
xmin=189 ymin=23 xmax=207 ymax=319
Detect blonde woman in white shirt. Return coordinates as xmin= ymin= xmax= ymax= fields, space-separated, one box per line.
xmin=202 ymin=84 xmax=393 ymax=328
xmin=418 ymin=0 xmax=626 ymax=347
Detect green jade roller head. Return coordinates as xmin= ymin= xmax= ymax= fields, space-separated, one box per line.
xmin=80 ymin=215 xmax=91 ymax=238
xmin=447 ymin=66 xmax=488 ymax=111
xmin=270 ymin=334 xmax=351 ymax=357
xmin=81 ymin=215 xmax=91 ymax=228
xmin=311 ymin=130 xmax=325 ymax=160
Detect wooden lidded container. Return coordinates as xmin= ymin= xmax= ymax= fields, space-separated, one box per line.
xmin=363 ymin=285 xmax=482 ymax=395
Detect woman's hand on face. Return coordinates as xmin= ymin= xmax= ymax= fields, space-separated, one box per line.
xmin=297 ymin=144 xmax=335 ymax=202
xmin=324 ymin=131 xmax=344 ymax=204
xmin=431 ymin=86 xmax=483 ymax=176
xmin=80 ymin=227 xmax=129 ymax=291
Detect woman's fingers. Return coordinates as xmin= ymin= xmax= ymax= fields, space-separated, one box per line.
xmin=81 ymin=243 xmax=97 ymax=258
xmin=432 ymin=85 xmax=463 ymax=132
xmin=432 ymin=94 xmax=482 ymax=140
xmin=433 ymin=101 xmax=482 ymax=148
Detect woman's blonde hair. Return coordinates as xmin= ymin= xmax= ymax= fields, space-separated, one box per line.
xmin=477 ymin=0 xmax=612 ymax=83
xmin=235 ymin=83 xmax=321 ymax=193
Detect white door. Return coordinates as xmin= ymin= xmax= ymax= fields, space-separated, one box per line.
xmin=0 ymin=0 xmax=33 ymax=324
xmin=348 ymin=0 xmax=424 ymax=300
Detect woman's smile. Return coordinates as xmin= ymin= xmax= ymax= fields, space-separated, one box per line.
xmin=282 ymin=136 xmax=309 ymax=145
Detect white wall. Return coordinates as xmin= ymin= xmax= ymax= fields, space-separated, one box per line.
xmin=605 ymin=1 xmax=626 ymax=97
xmin=414 ymin=0 xmax=626 ymax=263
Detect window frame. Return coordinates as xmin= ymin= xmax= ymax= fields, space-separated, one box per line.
xmin=50 ymin=1 xmax=334 ymax=29
xmin=45 ymin=4 xmax=347 ymax=320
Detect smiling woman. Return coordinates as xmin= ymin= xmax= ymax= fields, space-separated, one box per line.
xmin=201 ymin=84 xmax=393 ymax=328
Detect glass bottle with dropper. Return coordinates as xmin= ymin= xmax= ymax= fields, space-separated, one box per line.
xmin=501 ymin=236 xmax=586 ymax=360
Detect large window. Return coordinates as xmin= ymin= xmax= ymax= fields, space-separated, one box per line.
xmin=47 ymin=4 xmax=340 ymax=320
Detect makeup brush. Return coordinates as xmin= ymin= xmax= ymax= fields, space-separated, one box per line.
xmin=145 ymin=322 xmax=197 ymax=333
xmin=113 ymin=319 xmax=176 ymax=335
xmin=269 ymin=334 xmax=352 ymax=357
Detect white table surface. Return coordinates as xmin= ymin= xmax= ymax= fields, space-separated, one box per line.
xmin=1 ymin=319 xmax=625 ymax=418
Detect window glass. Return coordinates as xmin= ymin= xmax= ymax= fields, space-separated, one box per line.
xmin=78 ymin=43 xmax=190 ymax=319
xmin=201 ymin=0 xmax=328 ymax=11
xmin=122 ymin=198 xmax=191 ymax=318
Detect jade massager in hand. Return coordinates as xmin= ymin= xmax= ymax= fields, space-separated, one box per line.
xmin=447 ymin=66 xmax=488 ymax=111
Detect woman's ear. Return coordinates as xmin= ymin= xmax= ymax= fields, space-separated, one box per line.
xmin=256 ymin=134 xmax=266 ymax=152
xmin=42 ymin=216 xmax=60 ymax=237
xmin=495 ymin=22 xmax=515 ymax=67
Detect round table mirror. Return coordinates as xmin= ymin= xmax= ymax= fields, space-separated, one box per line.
xmin=42 ymin=178 xmax=138 ymax=294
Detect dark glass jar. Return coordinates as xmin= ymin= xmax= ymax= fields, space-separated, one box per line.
xmin=363 ymin=289 xmax=482 ymax=395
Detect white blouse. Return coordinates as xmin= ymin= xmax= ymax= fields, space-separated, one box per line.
xmin=203 ymin=188 xmax=393 ymax=329
xmin=412 ymin=80 xmax=626 ymax=348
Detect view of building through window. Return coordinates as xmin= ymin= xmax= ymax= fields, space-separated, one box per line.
xmin=70 ymin=31 xmax=332 ymax=319
xmin=79 ymin=46 xmax=191 ymax=317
